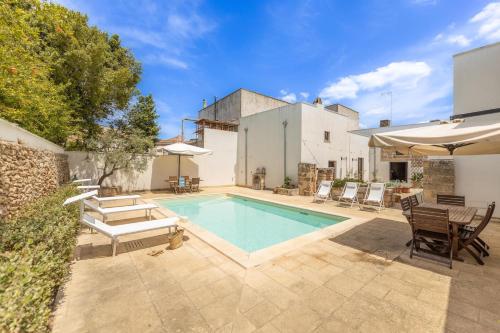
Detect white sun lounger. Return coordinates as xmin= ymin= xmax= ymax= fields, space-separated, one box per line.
xmin=77 ymin=185 xmax=101 ymax=192
xmin=84 ymin=199 xmax=158 ymax=222
xmin=72 ymin=178 xmax=92 ymax=184
xmin=82 ymin=213 xmax=178 ymax=256
xmin=338 ymin=182 xmax=359 ymax=207
xmin=314 ymin=181 xmax=333 ymax=203
xmin=361 ymin=182 xmax=386 ymax=211
xmin=92 ymin=194 xmax=141 ymax=207
xmin=63 ymin=191 xmax=179 ymax=256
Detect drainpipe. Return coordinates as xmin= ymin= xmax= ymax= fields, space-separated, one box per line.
xmin=283 ymin=120 xmax=288 ymax=181
xmin=244 ymin=127 xmax=248 ymax=186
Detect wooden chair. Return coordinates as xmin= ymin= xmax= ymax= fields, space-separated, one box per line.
xmin=410 ymin=206 xmax=453 ymax=269
xmin=409 ymin=194 xmax=419 ymax=207
xmin=190 ymin=177 xmax=200 ymax=192
xmin=167 ymin=176 xmax=179 ymax=193
xmin=459 ymin=202 xmax=495 ymax=265
xmin=437 ymin=194 xmax=465 ymax=206
xmin=402 ymin=196 xmax=419 ymax=247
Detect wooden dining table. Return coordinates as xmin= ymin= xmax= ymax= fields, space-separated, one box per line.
xmin=403 ymin=203 xmax=478 ymax=260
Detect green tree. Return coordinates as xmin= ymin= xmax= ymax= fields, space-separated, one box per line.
xmin=88 ymin=127 xmax=154 ymax=185
xmin=0 ymin=0 xmax=72 ymax=145
xmin=126 ymin=94 xmax=160 ymax=140
xmin=0 ymin=0 xmax=144 ymax=146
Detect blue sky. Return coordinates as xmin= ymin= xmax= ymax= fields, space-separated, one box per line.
xmin=55 ymin=0 xmax=500 ymax=138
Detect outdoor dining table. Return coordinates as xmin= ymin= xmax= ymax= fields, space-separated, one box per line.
xmin=403 ymin=203 xmax=478 ymax=260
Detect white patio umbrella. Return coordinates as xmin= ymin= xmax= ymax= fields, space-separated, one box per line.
xmin=156 ymin=142 xmax=212 ymax=178
xmin=368 ymin=120 xmax=500 ymax=156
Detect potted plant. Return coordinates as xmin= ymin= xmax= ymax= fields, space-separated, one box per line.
xmin=411 ymin=172 xmax=423 ymax=188
xmin=273 ymin=176 xmax=298 ymax=195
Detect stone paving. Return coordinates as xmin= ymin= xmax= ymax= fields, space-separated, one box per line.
xmin=52 ymin=187 xmax=500 ymax=333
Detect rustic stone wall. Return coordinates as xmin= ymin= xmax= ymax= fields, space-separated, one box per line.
xmin=316 ymin=168 xmax=335 ymax=189
xmin=423 ymin=159 xmax=455 ymax=203
xmin=0 ymin=141 xmax=69 ymax=218
xmin=298 ymin=163 xmax=316 ymax=196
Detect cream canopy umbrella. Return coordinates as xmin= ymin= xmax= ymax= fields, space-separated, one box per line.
xmin=156 ymin=142 xmax=212 ymax=178
xmin=368 ymin=120 xmax=500 ymax=155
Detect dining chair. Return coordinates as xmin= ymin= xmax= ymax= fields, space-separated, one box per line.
xmin=459 ymin=202 xmax=495 ymax=265
xmin=410 ymin=206 xmax=453 ymax=269
xmin=190 ymin=178 xmax=200 ymax=192
xmin=437 ymin=194 xmax=465 ymax=206
xmin=168 ymin=176 xmax=179 ymax=193
xmin=402 ymin=196 xmax=419 ymax=247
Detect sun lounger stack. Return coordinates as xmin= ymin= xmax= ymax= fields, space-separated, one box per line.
xmin=63 ymin=190 xmax=179 ymax=256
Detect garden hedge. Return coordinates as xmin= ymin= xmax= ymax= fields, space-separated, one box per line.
xmin=0 ymin=185 xmax=79 ymax=332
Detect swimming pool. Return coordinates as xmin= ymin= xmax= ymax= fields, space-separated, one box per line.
xmin=157 ymin=195 xmax=348 ymax=252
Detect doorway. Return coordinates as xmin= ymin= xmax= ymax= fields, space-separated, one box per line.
xmin=390 ymin=162 xmax=407 ymax=182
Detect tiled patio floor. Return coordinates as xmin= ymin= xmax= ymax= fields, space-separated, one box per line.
xmin=52 ymin=187 xmax=500 ymax=333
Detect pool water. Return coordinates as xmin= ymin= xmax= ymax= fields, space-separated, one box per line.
xmin=157 ymin=195 xmax=348 ymax=252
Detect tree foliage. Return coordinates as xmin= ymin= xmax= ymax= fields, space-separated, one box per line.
xmin=0 ymin=0 xmax=147 ymax=146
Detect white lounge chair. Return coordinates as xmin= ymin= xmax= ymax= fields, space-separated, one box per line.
xmin=92 ymin=194 xmax=141 ymax=207
xmin=72 ymin=178 xmax=92 ymax=184
xmin=314 ymin=181 xmax=333 ymax=203
xmin=62 ymin=191 xmax=178 ymax=256
xmin=361 ymin=182 xmax=385 ymax=211
xmin=77 ymin=185 xmax=101 ymax=192
xmin=82 ymin=213 xmax=178 ymax=256
xmin=338 ymin=182 xmax=359 ymax=207
xmin=84 ymin=199 xmax=158 ymax=222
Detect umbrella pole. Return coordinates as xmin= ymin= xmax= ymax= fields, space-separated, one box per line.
xmin=178 ymin=155 xmax=181 ymax=179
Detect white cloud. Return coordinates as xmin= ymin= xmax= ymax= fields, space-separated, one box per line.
xmin=446 ymin=34 xmax=471 ymax=47
xmin=320 ymin=61 xmax=431 ymax=100
xmin=411 ymin=0 xmax=438 ymax=5
xmin=281 ymin=92 xmax=297 ymax=103
xmin=143 ymin=55 xmax=188 ymax=69
xmin=470 ymin=2 xmax=500 ymax=41
xmin=299 ymin=92 xmax=310 ymax=99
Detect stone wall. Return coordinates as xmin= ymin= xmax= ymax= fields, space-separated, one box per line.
xmin=316 ymin=168 xmax=335 ymax=189
xmin=423 ymin=159 xmax=455 ymax=203
xmin=298 ymin=163 xmax=316 ymax=196
xmin=0 ymin=141 xmax=69 ymax=218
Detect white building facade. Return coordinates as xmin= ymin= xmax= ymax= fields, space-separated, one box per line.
xmin=236 ymin=102 xmax=369 ymax=188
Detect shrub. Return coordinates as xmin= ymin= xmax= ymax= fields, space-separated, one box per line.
xmin=0 ymin=185 xmax=79 ymax=333
xmin=332 ymin=177 xmax=364 ymax=188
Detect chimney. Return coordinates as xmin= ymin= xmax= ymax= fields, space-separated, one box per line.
xmin=202 ymin=99 xmax=207 ymax=108
xmin=313 ymin=97 xmax=323 ymax=105
xmin=379 ymin=119 xmax=391 ymax=127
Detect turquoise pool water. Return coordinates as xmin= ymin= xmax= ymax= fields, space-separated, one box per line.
xmin=157 ymin=195 xmax=348 ymax=252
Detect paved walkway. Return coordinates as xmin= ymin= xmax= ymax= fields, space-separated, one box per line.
xmin=52 ymin=187 xmax=500 ymax=332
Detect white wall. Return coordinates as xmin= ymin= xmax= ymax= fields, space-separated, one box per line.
xmin=198 ymin=128 xmax=237 ymax=186
xmin=0 ymin=117 xmax=65 ymax=153
xmin=237 ymin=104 xmax=302 ymax=188
xmin=300 ymin=103 xmax=368 ymax=180
xmin=454 ymin=42 xmax=500 ymax=115
xmin=68 ymin=128 xmax=238 ymax=191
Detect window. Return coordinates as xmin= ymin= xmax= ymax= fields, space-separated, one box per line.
xmin=324 ymin=131 xmax=330 ymax=142
xmin=328 ymin=160 xmax=336 ymax=168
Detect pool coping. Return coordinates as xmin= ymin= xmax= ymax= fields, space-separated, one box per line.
xmin=146 ymin=193 xmax=371 ymax=268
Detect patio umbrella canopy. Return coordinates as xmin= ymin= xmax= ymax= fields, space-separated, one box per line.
xmin=368 ymin=120 xmax=500 ymax=155
xmin=156 ymin=142 xmax=212 ymax=178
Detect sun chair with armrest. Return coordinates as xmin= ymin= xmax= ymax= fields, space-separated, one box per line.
xmin=337 ymin=182 xmax=359 ymax=207
xmin=314 ymin=181 xmax=333 ymax=203
xmin=361 ymin=182 xmax=385 ymax=211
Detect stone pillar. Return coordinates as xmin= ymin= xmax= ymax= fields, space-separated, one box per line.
xmin=298 ymin=163 xmax=316 ymax=196
xmin=423 ymin=159 xmax=455 ymax=203
xmin=316 ymin=168 xmax=335 ymax=189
